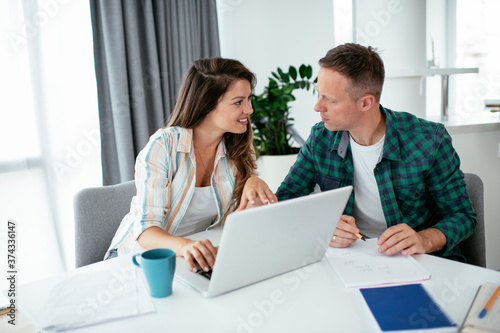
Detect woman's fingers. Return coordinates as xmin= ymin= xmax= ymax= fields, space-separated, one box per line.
xmin=182 ymin=239 xmax=218 ymax=272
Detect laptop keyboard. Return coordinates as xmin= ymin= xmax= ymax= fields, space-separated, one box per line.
xmin=196 ymin=268 xmax=213 ymax=280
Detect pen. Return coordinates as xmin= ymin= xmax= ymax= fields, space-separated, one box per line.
xmin=479 ymin=285 xmax=500 ymax=318
xmin=355 ymin=233 xmax=366 ymax=241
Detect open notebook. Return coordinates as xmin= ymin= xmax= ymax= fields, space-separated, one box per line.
xmin=460 ymin=282 xmax=500 ymax=333
xmin=326 ymin=238 xmax=431 ymax=288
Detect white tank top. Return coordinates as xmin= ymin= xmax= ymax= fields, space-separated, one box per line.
xmin=174 ymin=186 xmax=218 ymax=237
xmin=350 ymin=134 xmax=387 ymax=238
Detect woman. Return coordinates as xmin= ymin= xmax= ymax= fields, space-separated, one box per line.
xmin=104 ymin=58 xmax=276 ymax=272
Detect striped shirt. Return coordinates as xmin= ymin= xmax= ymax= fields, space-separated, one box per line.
xmin=104 ymin=126 xmax=237 ymax=258
xmin=276 ymin=106 xmax=477 ymax=262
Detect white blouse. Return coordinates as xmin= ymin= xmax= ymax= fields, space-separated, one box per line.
xmin=174 ymin=186 xmax=218 ymax=237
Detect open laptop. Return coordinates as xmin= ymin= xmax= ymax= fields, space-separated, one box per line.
xmin=174 ymin=185 xmax=353 ymax=297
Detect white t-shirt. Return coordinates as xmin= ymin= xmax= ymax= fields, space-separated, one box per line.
xmin=175 ymin=186 xmax=218 ymax=237
xmin=350 ymin=134 xmax=387 ymax=238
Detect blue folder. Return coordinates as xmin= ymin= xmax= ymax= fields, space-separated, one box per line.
xmin=360 ymin=284 xmax=456 ymax=331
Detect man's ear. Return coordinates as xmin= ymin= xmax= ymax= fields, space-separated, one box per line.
xmin=359 ymin=94 xmax=376 ymax=111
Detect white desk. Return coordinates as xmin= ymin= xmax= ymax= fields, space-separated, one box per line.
xmin=19 ymin=229 xmax=500 ymax=333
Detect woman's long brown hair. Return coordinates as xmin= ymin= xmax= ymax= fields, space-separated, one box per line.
xmin=167 ymin=57 xmax=257 ymax=212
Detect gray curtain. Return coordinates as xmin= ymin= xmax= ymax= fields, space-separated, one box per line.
xmin=90 ymin=0 xmax=220 ymax=185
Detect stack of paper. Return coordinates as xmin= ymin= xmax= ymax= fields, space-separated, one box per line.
xmin=326 ymin=238 xmax=431 ymax=288
xmin=36 ymin=266 xmax=155 ymax=331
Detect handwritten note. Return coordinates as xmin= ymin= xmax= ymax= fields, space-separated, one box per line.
xmin=325 ymin=239 xmax=431 ymax=288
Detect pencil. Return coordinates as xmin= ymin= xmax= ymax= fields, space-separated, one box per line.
xmin=479 ymin=285 xmax=500 ymax=318
xmin=355 ymin=233 xmax=366 ymax=241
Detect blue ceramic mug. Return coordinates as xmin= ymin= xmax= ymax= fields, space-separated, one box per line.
xmin=132 ymin=248 xmax=176 ymax=298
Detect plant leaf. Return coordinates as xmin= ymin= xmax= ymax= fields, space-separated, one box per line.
xmin=283 ymin=84 xmax=294 ymax=94
xmin=289 ymin=66 xmax=297 ymax=81
xmin=277 ymin=67 xmax=290 ymax=83
xmin=306 ymin=65 xmax=313 ymax=79
xmin=299 ymin=64 xmax=307 ymax=79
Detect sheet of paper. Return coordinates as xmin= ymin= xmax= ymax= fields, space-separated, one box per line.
xmin=325 ymin=238 xmax=431 ymax=288
xmin=37 ymin=266 xmax=155 ymax=331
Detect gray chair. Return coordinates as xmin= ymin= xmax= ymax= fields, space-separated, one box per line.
xmin=74 ymin=180 xmax=136 ymax=268
xmin=460 ymin=173 xmax=486 ymax=267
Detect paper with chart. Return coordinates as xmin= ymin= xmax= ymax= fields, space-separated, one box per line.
xmin=325 ymin=238 xmax=431 ymax=288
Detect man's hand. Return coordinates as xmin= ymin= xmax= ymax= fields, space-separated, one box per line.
xmin=377 ymin=224 xmax=446 ymax=256
xmin=237 ymin=176 xmax=278 ymax=210
xmin=330 ymin=215 xmax=360 ymax=248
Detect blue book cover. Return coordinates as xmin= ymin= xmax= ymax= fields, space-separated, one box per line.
xmin=360 ymin=284 xmax=457 ymax=331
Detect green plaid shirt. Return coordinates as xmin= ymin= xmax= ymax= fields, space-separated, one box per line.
xmin=276 ymin=106 xmax=476 ymax=261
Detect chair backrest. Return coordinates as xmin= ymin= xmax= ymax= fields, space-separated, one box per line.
xmin=460 ymin=173 xmax=486 ymax=267
xmin=74 ymin=180 xmax=136 ymax=268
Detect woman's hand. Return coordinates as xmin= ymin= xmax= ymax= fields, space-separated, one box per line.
xmin=179 ymin=238 xmax=218 ymax=272
xmin=138 ymin=227 xmax=218 ymax=272
xmin=237 ymin=176 xmax=278 ymax=210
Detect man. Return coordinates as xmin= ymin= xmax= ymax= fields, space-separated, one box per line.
xmin=273 ymin=43 xmax=476 ymax=262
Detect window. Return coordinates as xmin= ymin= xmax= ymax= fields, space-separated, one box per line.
xmin=455 ymin=0 xmax=500 ymax=118
xmin=0 ymin=0 xmax=101 ymax=300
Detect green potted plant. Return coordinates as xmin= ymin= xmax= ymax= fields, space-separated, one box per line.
xmin=252 ymin=64 xmax=316 ymax=156
xmin=251 ymin=64 xmax=317 ymax=191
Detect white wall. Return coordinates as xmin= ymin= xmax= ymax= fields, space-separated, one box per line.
xmin=217 ymin=0 xmax=334 ymax=139
xmin=353 ymin=0 xmax=427 ymax=117
xmin=449 ymin=126 xmax=500 ymax=270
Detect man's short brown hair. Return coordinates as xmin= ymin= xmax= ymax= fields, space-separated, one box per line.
xmin=319 ymin=43 xmax=385 ymax=102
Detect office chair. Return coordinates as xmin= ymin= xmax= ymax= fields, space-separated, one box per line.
xmin=460 ymin=173 xmax=486 ymax=268
xmin=74 ymin=180 xmax=136 ymax=268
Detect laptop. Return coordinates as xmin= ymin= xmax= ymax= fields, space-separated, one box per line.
xmin=174 ymin=185 xmax=353 ymax=297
